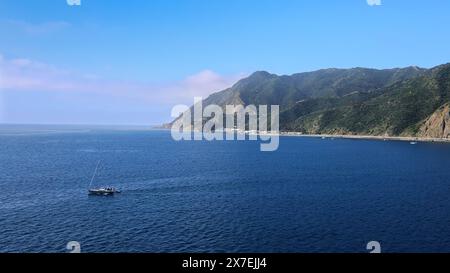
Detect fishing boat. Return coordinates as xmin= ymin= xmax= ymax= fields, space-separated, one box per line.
xmin=88 ymin=161 xmax=121 ymax=196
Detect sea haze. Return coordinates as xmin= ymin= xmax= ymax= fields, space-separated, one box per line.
xmin=0 ymin=125 xmax=449 ymax=253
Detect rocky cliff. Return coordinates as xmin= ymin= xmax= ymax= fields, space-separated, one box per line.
xmin=418 ymin=103 xmax=450 ymax=138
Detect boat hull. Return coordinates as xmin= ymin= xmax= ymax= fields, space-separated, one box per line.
xmin=88 ymin=189 xmax=120 ymax=196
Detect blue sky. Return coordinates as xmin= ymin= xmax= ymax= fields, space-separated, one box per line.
xmin=0 ymin=0 xmax=449 ymax=125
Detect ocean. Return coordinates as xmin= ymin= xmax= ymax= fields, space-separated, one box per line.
xmin=0 ymin=125 xmax=449 ymax=253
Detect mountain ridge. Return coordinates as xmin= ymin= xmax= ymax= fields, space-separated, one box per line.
xmin=167 ymin=63 xmax=450 ymax=139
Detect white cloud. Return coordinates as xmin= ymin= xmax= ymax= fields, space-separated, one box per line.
xmin=367 ymin=0 xmax=382 ymax=6
xmin=0 ymin=56 xmax=75 ymax=91
xmin=164 ymin=70 xmax=246 ymax=103
xmin=0 ymin=54 xmax=245 ymax=105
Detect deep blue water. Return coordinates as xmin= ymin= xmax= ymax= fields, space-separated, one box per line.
xmin=0 ymin=125 xmax=449 ymax=253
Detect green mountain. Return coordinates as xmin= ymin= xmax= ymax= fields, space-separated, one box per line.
xmin=203 ymin=66 xmax=426 ymax=108
xmin=280 ymin=64 xmax=450 ymax=137
xmin=171 ymin=63 xmax=450 ymax=138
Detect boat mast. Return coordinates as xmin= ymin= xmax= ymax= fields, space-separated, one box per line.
xmin=89 ymin=160 xmax=101 ymax=189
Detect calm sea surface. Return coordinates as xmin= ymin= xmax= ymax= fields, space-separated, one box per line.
xmin=0 ymin=125 xmax=449 ymax=253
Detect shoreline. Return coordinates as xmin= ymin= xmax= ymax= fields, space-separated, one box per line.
xmin=279 ymin=132 xmax=450 ymax=143
xmin=154 ymin=127 xmax=450 ymax=143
